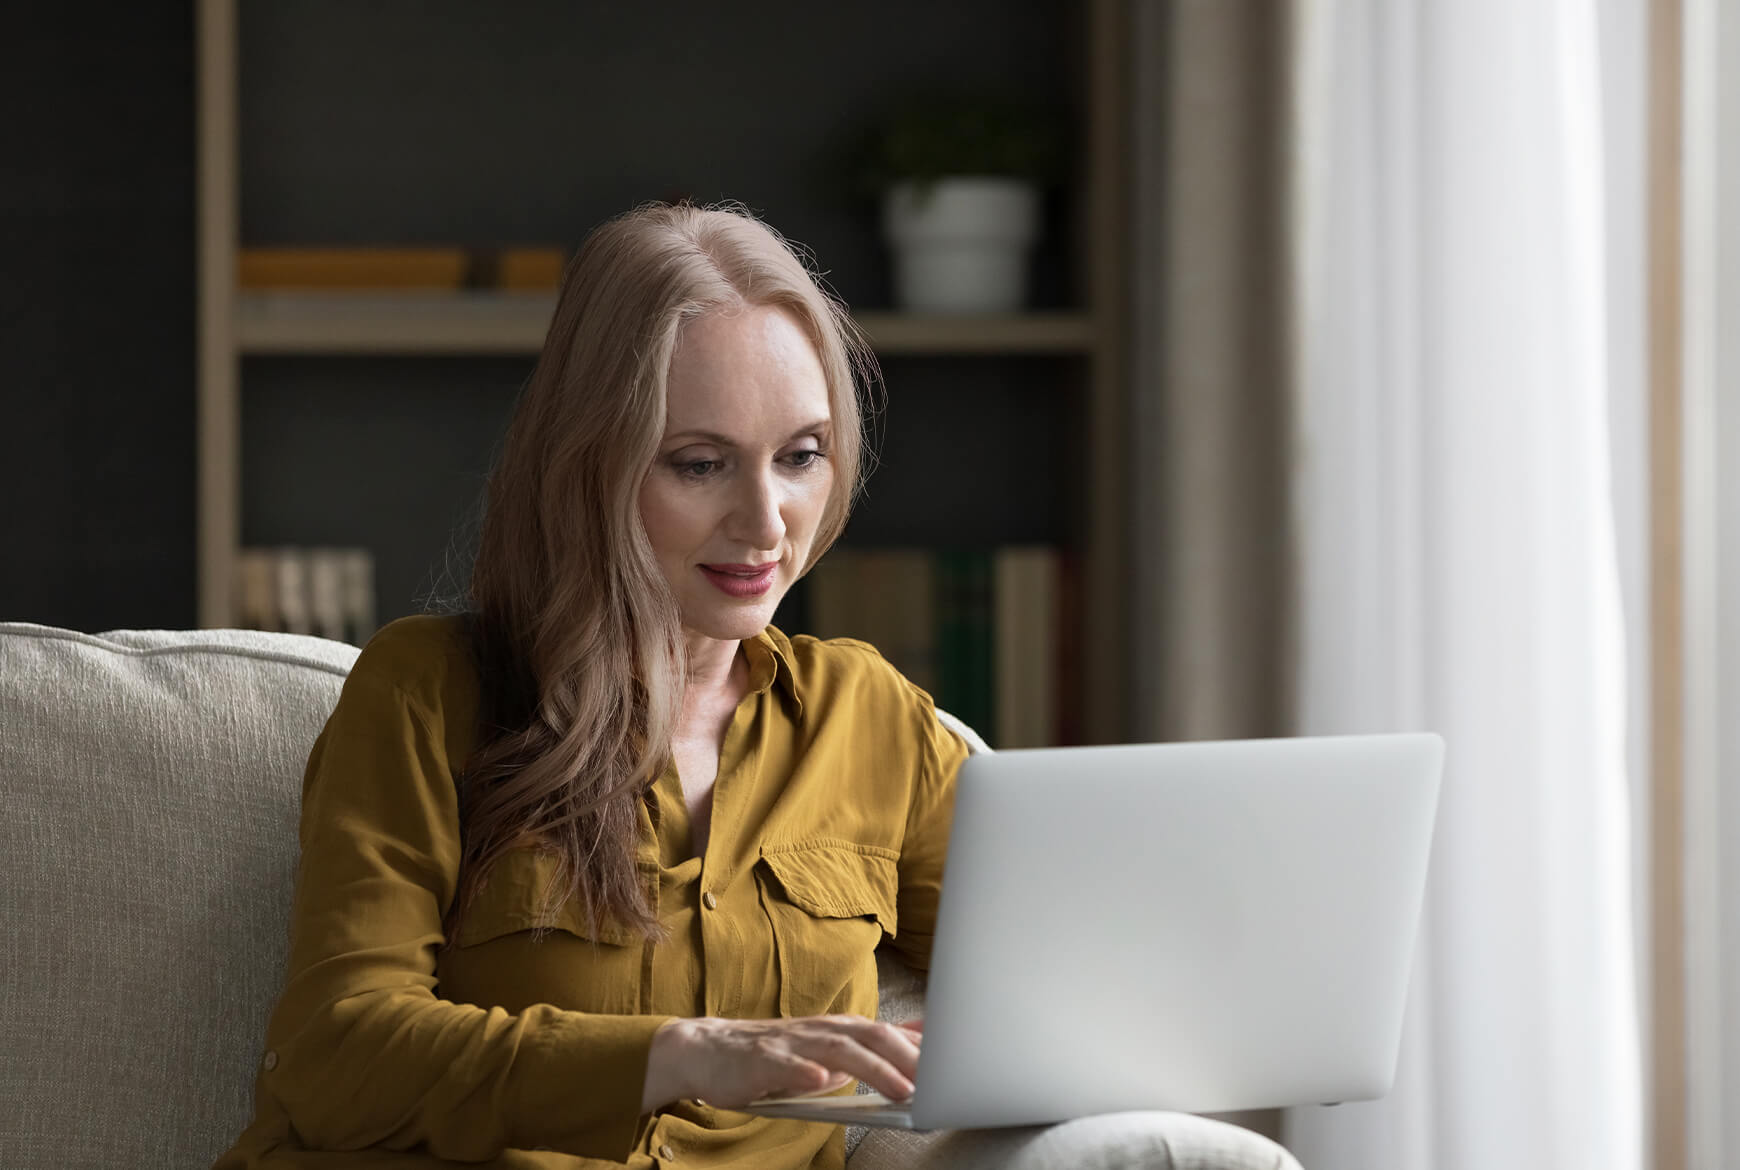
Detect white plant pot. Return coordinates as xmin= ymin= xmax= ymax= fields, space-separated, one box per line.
xmin=882 ymin=177 xmax=1040 ymax=313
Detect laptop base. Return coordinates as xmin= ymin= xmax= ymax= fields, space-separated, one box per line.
xmin=733 ymin=1091 xmax=923 ymax=1129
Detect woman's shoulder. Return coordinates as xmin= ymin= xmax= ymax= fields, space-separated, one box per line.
xmin=344 ymin=612 xmax=480 ymax=730
xmin=771 ymin=628 xmax=988 ymax=755
xmin=772 ymin=627 xmax=937 ymax=712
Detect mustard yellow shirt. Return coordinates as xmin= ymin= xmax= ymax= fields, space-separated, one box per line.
xmin=215 ymin=613 xmax=969 ymax=1170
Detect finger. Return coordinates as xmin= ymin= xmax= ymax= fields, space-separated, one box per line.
xmin=733 ymin=1050 xmax=839 ymax=1107
xmin=895 ymin=1017 xmax=925 ymax=1035
xmin=842 ymin=1018 xmax=923 ymax=1082
xmin=795 ymin=1026 xmax=917 ymax=1101
xmin=817 ymin=1016 xmax=922 ymax=1079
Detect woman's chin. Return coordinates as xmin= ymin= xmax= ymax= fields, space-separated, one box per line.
xmin=683 ymin=597 xmax=781 ymax=641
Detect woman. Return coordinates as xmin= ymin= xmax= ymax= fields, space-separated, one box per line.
xmin=215 ymin=201 xmax=970 ymax=1170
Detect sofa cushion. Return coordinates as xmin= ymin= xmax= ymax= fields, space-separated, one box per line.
xmin=0 ymin=622 xmax=356 ymax=1169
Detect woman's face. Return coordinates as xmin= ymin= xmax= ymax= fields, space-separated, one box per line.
xmin=640 ymin=304 xmax=836 ymax=644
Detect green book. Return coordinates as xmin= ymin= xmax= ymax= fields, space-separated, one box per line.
xmin=963 ymin=550 xmax=995 ymax=743
xmin=934 ymin=549 xmax=995 ymax=745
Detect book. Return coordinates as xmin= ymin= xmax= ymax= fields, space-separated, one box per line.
xmin=993 ymin=546 xmax=1060 ymax=748
xmin=935 ymin=549 xmax=995 ymax=745
xmin=235 ymin=545 xmax=376 ymax=644
xmin=805 ymin=548 xmax=937 ymax=694
xmin=235 ymin=549 xmax=277 ymax=632
xmin=272 ymin=548 xmax=313 ymax=636
xmin=496 ymin=248 xmax=566 ymax=289
xmin=238 ymin=248 xmax=468 ymax=290
xmin=238 ymin=246 xmax=566 ymax=291
xmin=806 ymin=545 xmax=1069 ymax=750
xmin=1054 ymin=548 xmax=1084 ymax=746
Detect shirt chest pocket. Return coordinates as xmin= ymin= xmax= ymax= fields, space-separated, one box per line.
xmin=440 ymin=847 xmax=644 ymax=1016
xmin=755 ymin=841 xmax=899 ymax=1019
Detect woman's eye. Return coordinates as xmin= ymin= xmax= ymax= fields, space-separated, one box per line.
xmin=673 ymin=450 xmax=823 ymax=479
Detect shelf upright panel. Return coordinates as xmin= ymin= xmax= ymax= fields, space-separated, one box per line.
xmin=197 ymin=0 xmax=240 ymax=629
xmin=1084 ymin=0 xmax=1133 ymax=746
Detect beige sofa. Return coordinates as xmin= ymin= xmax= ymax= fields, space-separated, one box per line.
xmin=0 ymin=621 xmax=1301 ymax=1170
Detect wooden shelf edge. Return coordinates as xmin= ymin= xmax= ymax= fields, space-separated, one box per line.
xmin=236 ymin=290 xmax=557 ymax=355
xmin=852 ymin=311 xmax=1097 ymax=354
xmin=235 ymin=291 xmax=1097 ymax=356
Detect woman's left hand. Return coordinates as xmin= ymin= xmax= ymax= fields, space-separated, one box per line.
xmin=641 ymin=1013 xmax=923 ymax=1111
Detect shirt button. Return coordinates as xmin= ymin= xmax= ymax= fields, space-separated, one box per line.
xmin=262 ymin=1050 xmax=278 ymax=1070
xmin=702 ymin=891 xmax=718 ymax=910
xmin=659 ymin=1143 xmax=677 ymax=1160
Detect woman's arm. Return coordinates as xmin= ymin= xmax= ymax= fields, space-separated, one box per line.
xmin=886 ymin=688 xmax=972 ymax=972
xmin=259 ymin=659 xmax=672 ymax=1162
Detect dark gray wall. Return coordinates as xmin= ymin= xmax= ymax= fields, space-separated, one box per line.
xmin=2 ymin=2 xmax=1084 ymax=633
xmin=2 ymin=7 xmax=196 ymax=631
xmin=238 ymin=1 xmax=1085 ymax=628
xmin=238 ymin=0 xmax=1081 ymax=309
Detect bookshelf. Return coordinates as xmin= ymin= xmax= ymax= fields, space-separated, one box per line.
xmin=195 ymin=0 xmax=1131 ymax=746
xmin=235 ymin=291 xmax=1098 ymax=356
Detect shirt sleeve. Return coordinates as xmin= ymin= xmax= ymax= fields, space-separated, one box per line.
xmin=888 ymin=685 xmax=972 ymax=972
xmin=256 ymin=650 xmax=673 ymax=1161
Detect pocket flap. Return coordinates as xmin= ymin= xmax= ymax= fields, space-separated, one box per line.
xmin=759 ymin=841 xmax=899 ymax=935
xmin=452 ymin=847 xmax=639 ymax=947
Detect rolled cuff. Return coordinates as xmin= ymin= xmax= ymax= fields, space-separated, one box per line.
xmin=511 ymin=1007 xmax=678 ymax=1160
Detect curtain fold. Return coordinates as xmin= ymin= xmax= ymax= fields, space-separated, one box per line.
xmin=1281 ymin=1 xmax=1643 ymax=1167
xmin=1127 ymin=0 xmax=1295 ymax=1141
xmin=1128 ymin=2 xmax=1293 ymax=744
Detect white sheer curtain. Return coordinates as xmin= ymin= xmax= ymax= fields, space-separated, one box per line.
xmin=1282 ymin=2 xmax=1643 ymax=1168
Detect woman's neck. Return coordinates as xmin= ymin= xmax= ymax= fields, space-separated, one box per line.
xmin=681 ymin=633 xmax=749 ymax=714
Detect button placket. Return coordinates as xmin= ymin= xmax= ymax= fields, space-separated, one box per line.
xmin=696 ymin=695 xmax=763 ymax=1016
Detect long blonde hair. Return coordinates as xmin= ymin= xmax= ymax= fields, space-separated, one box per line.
xmin=443 ymin=201 xmax=877 ymax=945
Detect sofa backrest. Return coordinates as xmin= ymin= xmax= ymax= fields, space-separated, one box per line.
xmin=0 ymin=623 xmax=357 ymax=1169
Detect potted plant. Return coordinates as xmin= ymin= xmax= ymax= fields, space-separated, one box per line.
xmin=850 ymin=94 xmax=1067 ymax=314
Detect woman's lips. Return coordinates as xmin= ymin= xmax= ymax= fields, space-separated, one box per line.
xmin=699 ymin=563 xmax=776 ymax=598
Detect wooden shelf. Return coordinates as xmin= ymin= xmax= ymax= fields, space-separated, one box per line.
xmin=854 ymin=311 xmax=1095 ymax=354
xmin=237 ymin=291 xmax=556 ymax=355
xmin=234 ymin=291 xmax=1096 ymax=356
xmin=199 ymin=0 xmax=1131 ymax=743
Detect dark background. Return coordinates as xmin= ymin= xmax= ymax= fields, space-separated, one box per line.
xmin=2 ymin=6 xmax=198 ymax=631
xmin=3 ymin=1 xmax=1085 ymax=633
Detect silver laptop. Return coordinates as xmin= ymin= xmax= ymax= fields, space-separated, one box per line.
xmin=739 ymin=732 xmax=1444 ymax=1130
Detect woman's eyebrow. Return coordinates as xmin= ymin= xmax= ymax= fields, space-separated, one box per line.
xmin=664 ymin=420 xmax=832 ymax=446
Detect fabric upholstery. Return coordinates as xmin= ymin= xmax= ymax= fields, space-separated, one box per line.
xmin=0 ymin=622 xmax=357 ymax=1168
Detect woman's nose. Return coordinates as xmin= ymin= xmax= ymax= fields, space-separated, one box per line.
xmin=729 ymin=466 xmax=786 ymax=549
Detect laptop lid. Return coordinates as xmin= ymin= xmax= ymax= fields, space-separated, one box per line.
xmin=910 ymin=732 xmax=1443 ymax=1130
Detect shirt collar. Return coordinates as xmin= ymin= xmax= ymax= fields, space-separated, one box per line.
xmin=742 ymin=625 xmax=803 ymax=719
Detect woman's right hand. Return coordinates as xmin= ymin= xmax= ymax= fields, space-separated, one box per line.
xmin=640 ymin=1015 xmax=924 ymax=1112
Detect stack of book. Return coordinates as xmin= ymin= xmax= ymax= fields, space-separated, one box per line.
xmin=803 ymin=546 xmax=1070 ymax=749
xmin=236 ymin=547 xmax=376 ymax=645
xmin=238 ymin=246 xmax=568 ymax=291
